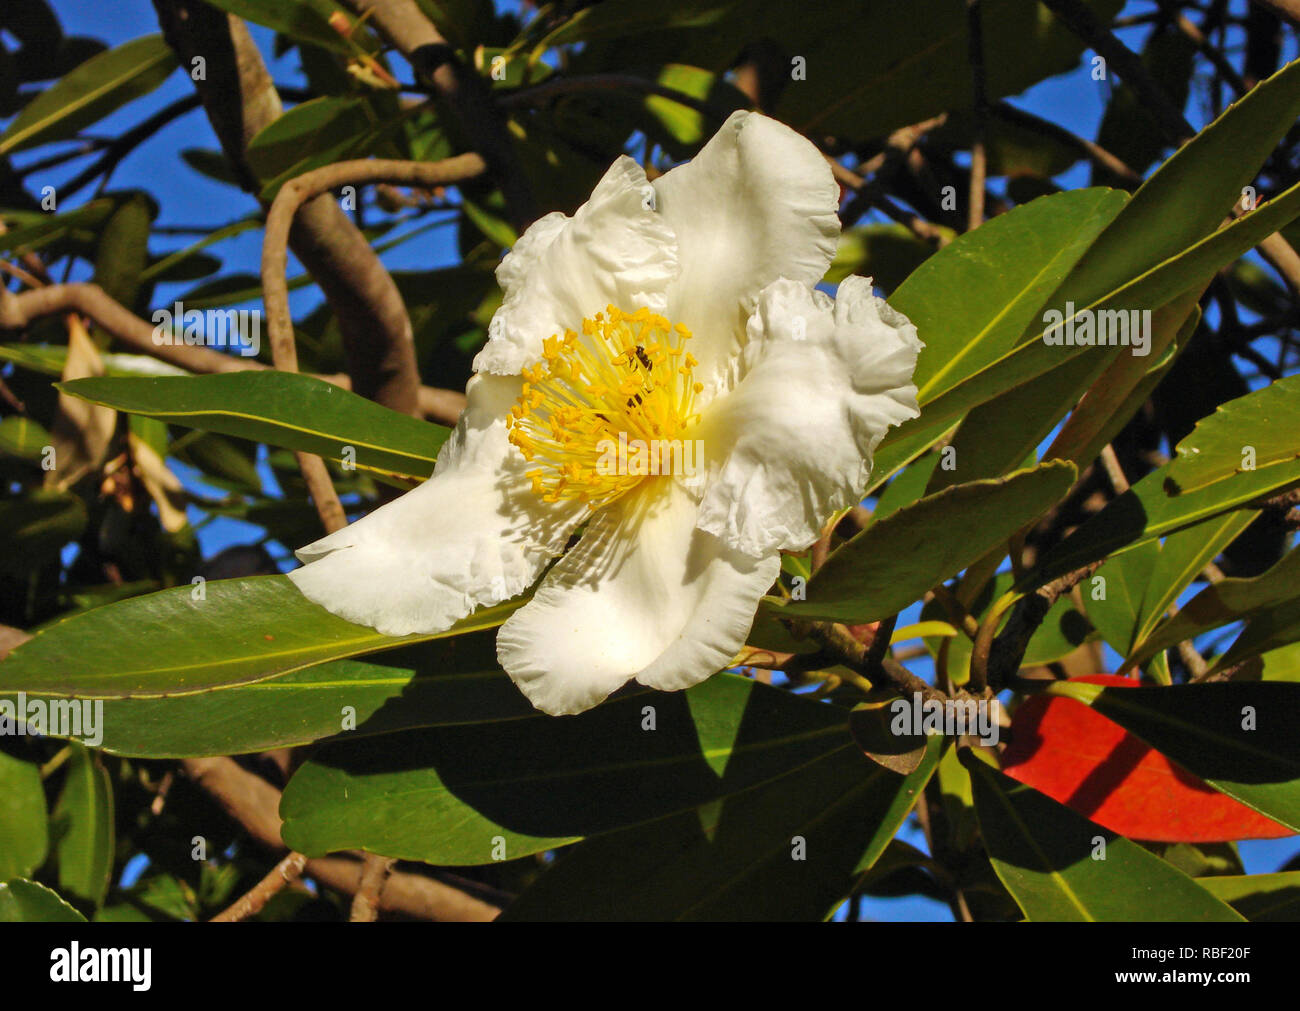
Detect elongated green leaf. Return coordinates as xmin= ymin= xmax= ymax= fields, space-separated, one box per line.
xmin=1045 ymin=680 xmax=1300 ymax=832
xmin=1164 ymin=375 xmax=1300 ymax=497
xmin=1196 ymin=872 xmax=1300 ymax=921
xmin=60 ymin=373 xmax=448 ymax=480
xmin=0 ymin=490 xmax=87 ymax=577
xmin=864 ymin=190 xmax=1125 ymax=479
xmin=775 ymin=461 xmax=1076 ymax=623
xmin=1128 ymin=548 xmax=1300 ymax=667
xmin=198 ymin=0 xmax=363 ymax=55
xmin=1086 ymin=540 xmax=1162 ymax=656
xmin=829 ymin=224 xmax=941 ymax=292
xmin=502 ymin=736 xmax=941 ymax=921
xmin=0 ymin=752 xmax=47 ymax=880
xmin=964 ymin=753 xmax=1243 ymax=921
xmin=280 ymin=674 xmax=851 ymax=865
xmin=0 ymin=343 xmax=185 ymax=379
xmin=53 ymin=743 xmax=113 ymax=907
xmin=0 ymin=416 xmax=53 ymax=461
xmin=1 ymin=631 xmax=535 ymax=758
xmin=913 ymin=175 xmax=1300 ymax=443
xmin=1061 ymin=57 xmax=1300 ymax=308
xmin=0 ymin=879 xmax=86 ymax=922
xmin=0 ymin=575 xmax=520 ymax=699
xmin=936 ymin=48 xmax=1294 ymax=483
xmin=900 ymin=189 xmax=1128 ymax=407
xmin=1217 ymin=596 xmax=1300 ymax=673
xmin=0 ymin=35 xmax=177 ymax=155
xmin=1026 ymin=452 xmax=1300 ymax=590
xmin=1042 ymin=298 xmax=1197 ymax=472
xmin=246 ymin=93 xmax=406 ymax=199
xmin=0 ymin=199 xmax=119 ymax=255
xmin=138 ymin=217 xmax=259 ymax=283
xmin=641 ymin=64 xmax=747 ymax=153
xmin=933 ymin=293 xmax=1198 ymax=493
xmin=1133 ymin=508 xmax=1258 ymax=645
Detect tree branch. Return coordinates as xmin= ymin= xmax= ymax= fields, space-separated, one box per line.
xmin=343 ymin=0 xmax=536 ymax=228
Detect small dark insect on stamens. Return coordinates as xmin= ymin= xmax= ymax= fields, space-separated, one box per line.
xmin=634 ymin=345 xmax=652 ymax=371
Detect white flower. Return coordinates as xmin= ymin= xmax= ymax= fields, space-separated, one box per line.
xmin=289 ymin=111 xmax=922 ymax=716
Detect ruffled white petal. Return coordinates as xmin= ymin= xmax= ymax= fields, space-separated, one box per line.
xmin=651 ymin=111 xmax=840 ymax=393
xmin=289 ymin=374 xmax=585 ymax=637
xmin=474 ymin=156 xmax=678 ymax=376
xmin=496 ymin=479 xmax=780 ymax=716
xmin=691 ymin=276 xmax=922 ymax=558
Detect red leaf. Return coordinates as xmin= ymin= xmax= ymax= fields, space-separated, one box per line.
xmin=1002 ymin=674 xmax=1291 ymax=843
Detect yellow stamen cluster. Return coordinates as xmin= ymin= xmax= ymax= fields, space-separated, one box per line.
xmin=506 ymin=305 xmax=704 ymax=509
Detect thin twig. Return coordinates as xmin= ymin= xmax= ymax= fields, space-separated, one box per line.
xmin=260 ymin=154 xmax=487 ymax=533
xmin=350 ymin=853 xmax=396 ymax=922
xmin=211 ymin=852 xmax=308 ymax=922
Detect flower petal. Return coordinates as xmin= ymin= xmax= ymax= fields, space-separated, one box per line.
xmin=474 ymin=156 xmax=678 ymax=376
xmin=651 ymin=111 xmax=840 ymax=389
xmin=496 ymin=479 xmax=780 ymax=716
xmin=692 ymin=276 xmax=922 ymax=558
xmin=289 ymin=374 xmax=585 ymax=636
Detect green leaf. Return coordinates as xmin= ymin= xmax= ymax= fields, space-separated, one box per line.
xmin=1218 ymin=596 xmax=1300 ymax=673
xmin=52 ymin=743 xmax=113 ymax=907
xmin=0 ymin=416 xmax=53 ymax=461
xmin=539 ymin=0 xmax=734 ymax=47
xmin=280 ymin=674 xmax=851 ymax=865
xmin=932 ymin=294 xmax=1198 ymax=493
xmin=828 ymin=224 xmax=942 ymax=292
xmin=92 ymin=190 xmax=155 ymax=310
xmin=245 ymin=94 xmax=407 ymax=199
xmin=1164 ymin=374 xmax=1300 ymax=497
xmin=1042 ymin=297 xmax=1198 ymax=471
xmin=0 ymin=751 xmax=48 ymax=880
xmin=2 ymin=631 xmax=536 ymax=758
xmin=198 ymin=0 xmax=362 ymax=55
xmin=1132 ymin=508 xmax=1258 ymax=645
xmin=1086 ymin=540 xmax=1162 ymax=656
xmin=907 ymin=184 xmax=1300 ymax=460
xmin=0 ymin=198 xmax=120 ymax=255
xmin=1258 ymin=641 xmax=1300 ymax=683
xmin=775 ymin=461 xmax=1076 ymax=624
xmin=866 ymin=189 xmax=1124 ymax=477
xmin=1045 ymin=680 xmax=1300 ymax=832
xmin=1127 ymin=548 xmax=1300 ymax=668
xmin=900 ymin=189 xmax=1128 ymax=408
xmin=0 ymin=490 xmax=87 ymax=577
xmin=1055 ymin=56 xmax=1300 ymax=317
xmin=0 ymin=575 xmax=520 ymax=699
xmin=963 ymin=752 xmax=1243 ymax=921
xmin=0 ymin=879 xmax=86 ymax=922
xmin=60 ymin=372 xmax=448 ymax=480
xmin=774 ymin=0 xmax=1124 ymax=140
xmin=904 ymin=48 xmax=1300 ymax=450
xmin=138 ymin=217 xmax=260 ymax=283
xmin=502 ymin=736 xmax=941 ymax=921
xmin=0 ymin=34 xmax=177 ymax=155
xmin=0 ymin=343 xmax=185 ymax=379
xmin=640 ymin=63 xmax=747 ymax=153
xmin=1026 ymin=452 xmax=1300 ymax=590
xmin=1196 ymin=873 xmax=1300 ymax=921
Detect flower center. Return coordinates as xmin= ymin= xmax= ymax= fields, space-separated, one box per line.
xmin=506 ymin=305 xmax=704 ymax=510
